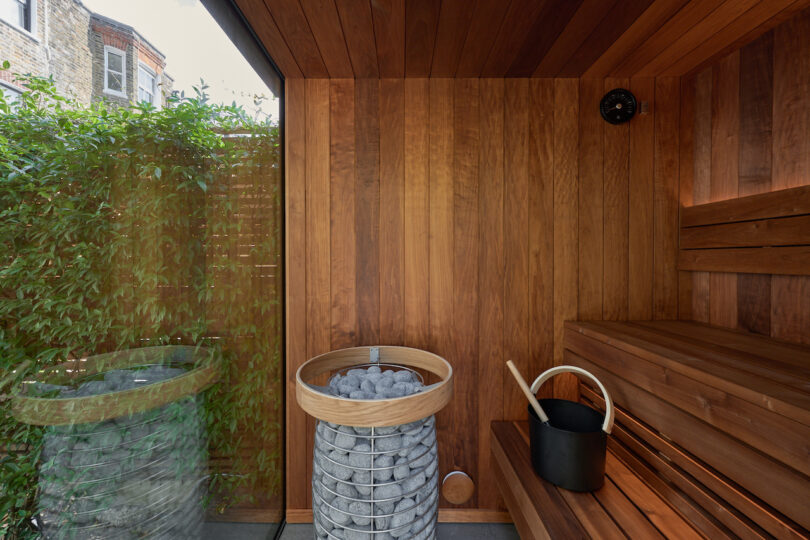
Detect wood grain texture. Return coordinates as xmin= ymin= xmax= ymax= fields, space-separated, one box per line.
xmin=299 ymin=0 xmax=353 ymax=77
xmin=234 ymin=0 xmax=303 ymax=78
xmin=404 ymin=0 xmax=441 ymax=77
xmin=371 ymin=0 xmax=405 ymax=78
xmin=528 ymin=78 xmax=555 ymax=396
xmin=503 ymin=79 xmax=530 ymax=419
xmin=678 ymin=76 xmax=695 ymax=320
xmin=379 ymin=79 xmax=405 ymax=344
xmin=263 ymin=0 xmax=328 ymax=77
xmin=451 ymin=78 xmax=480 ymax=507
xmin=329 ymin=79 xmax=357 ymax=349
xmin=481 ymin=0 xmax=547 ymax=78
xmin=682 ymin=185 xmax=810 ymax=226
xmin=577 ymin=79 xmax=604 ymax=321
xmin=305 ymin=78 xmax=331 ymax=508
xmin=403 ymin=79 xmax=430 ymax=350
xmin=355 ymin=79 xmax=380 ymax=344
xmin=628 ymin=78 xmax=655 ymax=320
xmin=653 ymin=77 xmax=679 ymax=319
xmin=738 ymin=30 xmax=773 ymax=197
xmin=680 ymin=247 xmax=810 ymax=276
xmin=477 ymin=78 xmax=505 ymax=510
xmin=284 ymin=78 xmax=307 ymax=512
xmin=506 ymin=0 xmax=584 ymax=77
xmin=430 ymin=0 xmax=476 ymax=77
xmin=681 ymin=215 xmax=810 ymax=248
xmin=454 ymin=0 xmax=511 ymax=77
xmin=552 ymin=79 xmax=579 ymax=401
xmin=335 ymin=0 xmax=379 ymax=77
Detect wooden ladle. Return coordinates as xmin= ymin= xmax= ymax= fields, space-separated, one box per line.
xmin=506 ymin=360 xmax=549 ymax=424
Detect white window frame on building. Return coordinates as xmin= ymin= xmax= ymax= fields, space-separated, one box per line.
xmin=0 ymin=0 xmax=37 ymax=38
xmin=138 ymin=62 xmax=160 ymax=108
xmin=1 ymin=80 xmax=22 ymax=109
xmin=103 ymin=45 xmax=127 ymax=98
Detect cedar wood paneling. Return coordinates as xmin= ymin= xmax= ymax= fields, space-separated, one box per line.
xmin=285 ymin=77 xmax=680 ymax=514
xmin=682 ymin=9 xmax=810 ymax=345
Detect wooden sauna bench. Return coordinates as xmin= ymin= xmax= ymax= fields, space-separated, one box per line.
xmin=492 ymin=320 xmax=810 ymax=539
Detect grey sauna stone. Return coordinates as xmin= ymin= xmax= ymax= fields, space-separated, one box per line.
xmin=330 ymin=528 xmax=345 ymax=539
xmin=349 ymin=390 xmax=370 ymax=400
xmin=353 ymin=426 xmax=372 ymax=436
xmin=375 ymin=500 xmax=395 ymax=516
xmin=352 ymin=470 xmax=372 ymax=495
xmin=393 ymin=370 xmax=413 ymax=383
xmin=373 ymin=454 xmax=394 ymax=482
xmin=383 ymin=370 xmax=395 ymax=378
xmin=401 ymin=469 xmax=426 ymax=496
xmin=408 ymin=444 xmax=432 ymax=469
xmin=360 ymin=379 xmax=376 ymax=394
xmin=375 ymin=513 xmax=391 ymax=531
xmin=390 ymin=498 xmax=416 ymax=537
xmin=320 ymin=422 xmax=337 ymax=443
xmin=367 ymin=365 xmax=382 ymax=375
xmin=349 ymin=444 xmax=372 ymax=469
xmin=393 ymin=457 xmax=410 ymax=480
xmin=375 ymin=377 xmax=394 ymax=395
xmin=344 ymin=526 xmax=371 ymax=540
xmin=329 ymin=497 xmax=352 ymax=525
xmin=336 ymin=481 xmax=359 ymax=499
xmin=76 ymin=380 xmax=111 ymax=397
xmin=425 ymin=455 xmax=438 ymax=478
xmin=373 ymin=482 xmax=402 ymax=503
xmin=328 ymin=450 xmax=353 ymax=480
xmin=334 ymin=426 xmax=357 ymax=450
xmin=348 ymin=500 xmax=372 ymax=525
xmin=375 ymin=434 xmax=401 ymax=453
xmin=374 ymin=425 xmax=398 ymax=436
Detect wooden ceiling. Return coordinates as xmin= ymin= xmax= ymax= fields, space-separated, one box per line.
xmin=234 ymin=0 xmax=810 ymax=79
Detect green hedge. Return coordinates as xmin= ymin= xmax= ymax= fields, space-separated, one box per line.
xmin=0 ymin=71 xmax=282 ymax=538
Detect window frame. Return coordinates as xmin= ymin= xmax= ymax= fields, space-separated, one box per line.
xmin=0 ymin=0 xmax=37 ymax=39
xmin=0 ymin=80 xmax=23 ymax=109
xmin=103 ymin=45 xmax=127 ymax=98
xmin=137 ymin=61 xmax=160 ymax=108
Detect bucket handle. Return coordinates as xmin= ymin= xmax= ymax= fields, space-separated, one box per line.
xmin=529 ymin=365 xmax=614 ymax=434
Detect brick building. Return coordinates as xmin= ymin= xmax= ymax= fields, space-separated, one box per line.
xmin=0 ymin=0 xmax=172 ymax=106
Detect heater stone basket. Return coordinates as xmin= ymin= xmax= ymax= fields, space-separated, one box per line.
xmin=296 ymin=346 xmax=453 ymax=540
xmin=11 ymin=346 xmax=219 ymax=540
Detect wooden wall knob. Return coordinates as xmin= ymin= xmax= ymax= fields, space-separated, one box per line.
xmin=442 ymin=471 xmax=475 ymax=504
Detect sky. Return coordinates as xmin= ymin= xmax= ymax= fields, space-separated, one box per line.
xmin=80 ymin=0 xmax=279 ymax=122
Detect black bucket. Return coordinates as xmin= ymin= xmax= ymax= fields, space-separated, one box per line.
xmin=527 ymin=366 xmax=614 ymax=492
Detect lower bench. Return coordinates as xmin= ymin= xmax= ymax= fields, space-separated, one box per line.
xmin=492 ymin=320 xmax=810 ymax=540
xmin=491 ymin=421 xmax=702 ymax=539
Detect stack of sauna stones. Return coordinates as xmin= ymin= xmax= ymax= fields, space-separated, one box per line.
xmin=34 ymin=366 xmax=206 ymax=540
xmin=311 ymin=366 xmax=439 ymax=540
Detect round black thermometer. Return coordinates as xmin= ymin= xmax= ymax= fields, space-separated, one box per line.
xmin=600 ymin=88 xmax=637 ymax=125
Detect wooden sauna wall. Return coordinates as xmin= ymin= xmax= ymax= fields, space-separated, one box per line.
xmin=285 ymin=77 xmax=681 ymax=517
xmin=680 ymin=9 xmax=810 ymax=345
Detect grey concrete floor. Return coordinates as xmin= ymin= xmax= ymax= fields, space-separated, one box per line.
xmin=278 ymin=523 xmax=520 ymax=539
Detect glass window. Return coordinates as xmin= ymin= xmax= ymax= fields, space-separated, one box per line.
xmin=104 ymin=47 xmax=125 ymax=95
xmin=1 ymin=82 xmax=21 ymax=109
xmin=0 ymin=0 xmax=31 ymax=31
xmin=138 ymin=63 xmax=157 ymax=106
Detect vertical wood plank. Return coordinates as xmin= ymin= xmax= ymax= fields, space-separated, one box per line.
xmin=772 ymin=11 xmax=810 ymax=345
xmin=691 ymin=68 xmax=712 ymax=323
xmin=371 ymin=0 xmax=405 ymax=78
xmin=305 ymin=78 xmax=331 ymax=508
xmin=738 ymin=33 xmax=774 ymax=336
xmin=628 ymin=77 xmax=655 ymax=320
xmin=709 ymin=51 xmax=740 ymax=329
xmin=578 ymin=79 xmax=604 ymax=320
xmin=429 ymin=78 xmax=454 ymax=478
xmin=355 ymin=79 xmax=381 ymax=345
xmin=379 ymin=79 xmax=405 ymax=344
xmin=553 ymin=78 xmax=579 ymax=400
xmin=653 ymin=77 xmax=679 ymax=320
xmin=678 ymin=76 xmax=694 ymax=321
xmin=529 ymin=78 xmax=555 ymax=398
xmin=478 ymin=78 xmax=505 ymax=510
xmin=451 ymin=78 xmax=479 ymax=507
xmin=264 ymin=0 xmax=328 ymax=77
xmin=603 ymin=77 xmax=630 ymax=321
xmin=330 ymin=80 xmax=357 ymax=349
xmin=285 ymin=78 xmax=307 ymax=513
xmin=299 ymin=0 xmax=353 ymax=77
xmin=503 ymin=78 xmax=530 ymax=419
xmin=430 ymin=0 xmax=476 ymax=77
xmin=404 ymin=79 xmax=430 ymax=350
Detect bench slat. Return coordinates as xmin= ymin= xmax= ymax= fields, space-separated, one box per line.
xmin=582 ymin=385 xmax=805 ymax=540
xmin=566 ymin=327 xmax=810 ymax=477
xmin=680 ymin=185 xmax=810 ymax=227
xmin=491 ymin=421 xmax=588 ymax=539
xmin=594 ymin=476 xmax=666 ymax=540
xmin=680 ymin=215 xmax=810 ymax=249
xmin=567 ymin=322 xmax=810 ymax=425
xmin=567 ymin=351 xmax=810 ymax=530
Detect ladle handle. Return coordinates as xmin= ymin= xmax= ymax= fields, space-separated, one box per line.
xmin=506 ymin=360 xmax=549 ymax=424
